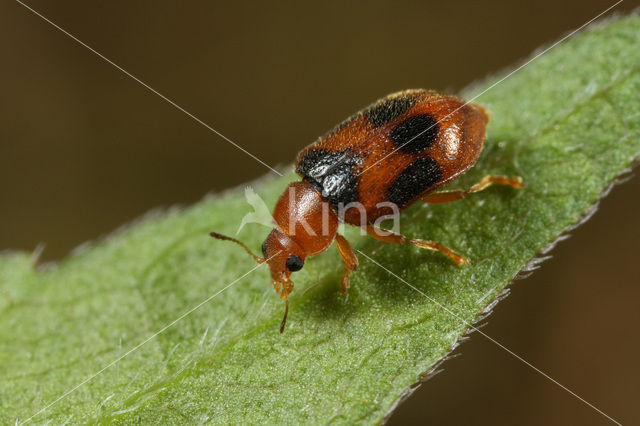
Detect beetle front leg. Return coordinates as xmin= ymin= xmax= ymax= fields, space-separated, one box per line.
xmin=335 ymin=234 xmax=359 ymax=294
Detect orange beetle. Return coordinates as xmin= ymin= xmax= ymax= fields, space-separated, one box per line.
xmin=211 ymin=89 xmax=522 ymax=332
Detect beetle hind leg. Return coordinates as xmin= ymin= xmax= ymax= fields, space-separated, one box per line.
xmin=422 ymin=175 xmax=523 ymax=204
xmin=365 ymin=226 xmax=469 ymax=266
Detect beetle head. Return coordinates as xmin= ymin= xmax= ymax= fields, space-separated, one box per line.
xmin=261 ymin=228 xmax=306 ymax=296
xmin=210 ymin=228 xmax=305 ymax=333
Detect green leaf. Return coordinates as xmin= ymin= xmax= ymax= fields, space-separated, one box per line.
xmin=2 ymin=13 xmax=640 ymax=424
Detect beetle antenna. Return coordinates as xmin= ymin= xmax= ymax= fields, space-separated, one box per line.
xmin=279 ymin=298 xmax=289 ymax=333
xmin=210 ymin=232 xmax=265 ymax=263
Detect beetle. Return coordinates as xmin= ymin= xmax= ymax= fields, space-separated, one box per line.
xmin=211 ymin=89 xmax=523 ymax=332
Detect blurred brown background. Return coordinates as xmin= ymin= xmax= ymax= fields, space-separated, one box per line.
xmin=1 ymin=1 xmax=638 ymax=424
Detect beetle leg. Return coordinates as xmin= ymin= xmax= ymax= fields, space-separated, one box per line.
xmin=422 ymin=175 xmax=523 ymax=204
xmin=365 ymin=226 xmax=469 ymax=266
xmin=335 ymin=234 xmax=359 ymax=294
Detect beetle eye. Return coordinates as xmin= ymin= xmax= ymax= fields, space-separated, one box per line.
xmin=285 ymin=255 xmax=304 ymax=272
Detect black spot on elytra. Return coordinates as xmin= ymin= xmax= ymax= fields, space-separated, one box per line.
xmin=387 ymin=156 xmax=442 ymax=208
xmin=296 ymin=149 xmax=360 ymax=210
xmin=390 ymin=114 xmax=439 ymax=154
xmin=365 ymin=95 xmax=416 ymax=128
xmin=261 ymin=240 xmax=268 ymax=258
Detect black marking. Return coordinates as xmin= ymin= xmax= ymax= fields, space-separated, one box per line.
xmin=261 ymin=240 xmax=268 ymax=258
xmin=296 ymin=149 xmax=360 ymax=211
xmin=386 ymin=156 xmax=442 ymax=208
xmin=390 ymin=114 xmax=439 ymax=154
xmin=285 ymin=255 xmax=304 ymax=272
xmin=364 ymin=95 xmax=416 ymax=127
